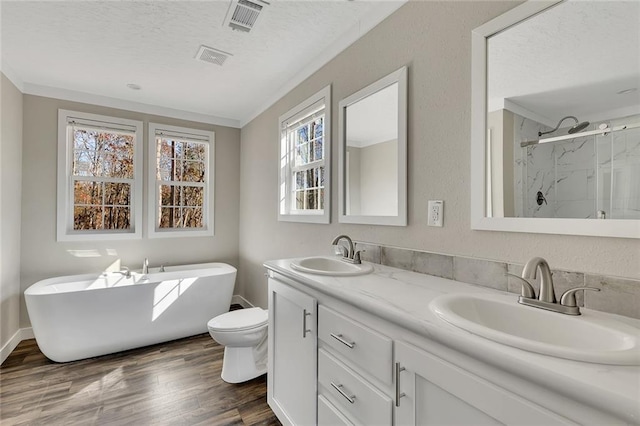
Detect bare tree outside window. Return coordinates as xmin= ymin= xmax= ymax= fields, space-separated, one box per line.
xmin=156 ymin=137 xmax=207 ymax=229
xmin=72 ymin=129 xmax=134 ymax=230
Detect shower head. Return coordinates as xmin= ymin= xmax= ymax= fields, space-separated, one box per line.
xmin=539 ymin=116 xmax=590 ymax=137
xmin=568 ymin=120 xmax=590 ymax=134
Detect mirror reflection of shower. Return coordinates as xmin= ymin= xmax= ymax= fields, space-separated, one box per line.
xmin=513 ymin=114 xmax=640 ymax=220
xmin=538 ymin=116 xmax=590 ymax=137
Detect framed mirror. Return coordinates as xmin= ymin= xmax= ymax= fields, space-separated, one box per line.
xmin=471 ymin=0 xmax=640 ymax=238
xmin=338 ymin=66 xmax=407 ymax=226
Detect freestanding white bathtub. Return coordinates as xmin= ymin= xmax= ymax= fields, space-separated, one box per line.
xmin=25 ymin=262 xmax=236 ymax=362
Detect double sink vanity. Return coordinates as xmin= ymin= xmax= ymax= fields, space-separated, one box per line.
xmin=264 ymin=250 xmax=640 ymax=425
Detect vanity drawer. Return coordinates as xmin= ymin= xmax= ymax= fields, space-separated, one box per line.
xmin=318 ymin=395 xmax=354 ymax=426
xmin=318 ymin=348 xmax=392 ymax=426
xmin=318 ymin=305 xmax=393 ymax=384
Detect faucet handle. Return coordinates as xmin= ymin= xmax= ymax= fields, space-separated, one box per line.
xmin=560 ymin=287 xmax=600 ymax=308
xmin=507 ymin=273 xmax=536 ymax=299
xmin=353 ymin=250 xmax=365 ymax=264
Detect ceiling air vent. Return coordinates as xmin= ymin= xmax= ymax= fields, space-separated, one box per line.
xmin=223 ymin=0 xmax=269 ymax=33
xmin=195 ymin=45 xmax=232 ymax=66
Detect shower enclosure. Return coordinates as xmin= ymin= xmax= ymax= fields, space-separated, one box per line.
xmin=514 ymin=115 xmax=640 ymax=219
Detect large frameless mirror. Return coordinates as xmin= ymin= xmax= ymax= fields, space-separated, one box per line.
xmin=338 ymin=66 xmax=407 ymax=226
xmin=471 ymin=0 xmax=640 ymax=238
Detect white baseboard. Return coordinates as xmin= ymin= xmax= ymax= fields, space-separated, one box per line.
xmin=1 ymin=327 xmax=34 ymax=365
xmin=231 ymin=294 xmax=254 ymax=308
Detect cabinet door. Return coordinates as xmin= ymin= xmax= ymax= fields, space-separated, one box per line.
xmin=267 ymin=277 xmax=317 ymax=426
xmin=394 ymin=341 xmax=573 ymax=426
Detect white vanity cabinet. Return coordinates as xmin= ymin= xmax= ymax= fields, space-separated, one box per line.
xmin=394 ymin=341 xmax=571 ymax=425
xmin=265 ymin=265 xmax=636 ymax=426
xmin=267 ymin=277 xmax=317 ymax=426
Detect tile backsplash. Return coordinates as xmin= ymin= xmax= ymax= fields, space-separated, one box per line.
xmin=355 ymin=242 xmax=640 ymax=319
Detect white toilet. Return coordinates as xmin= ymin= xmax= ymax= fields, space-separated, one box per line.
xmin=207 ymin=307 xmax=268 ymax=383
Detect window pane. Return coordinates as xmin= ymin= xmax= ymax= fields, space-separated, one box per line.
xmin=103 ymin=207 xmax=130 ymax=229
xmin=181 ymin=207 xmax=203 ymax=228
xmin=104 ymin=183 xmax=131 ymax=206
xmin=159 ymin=207 xmax=182 ymax=228
xmin=183 ymin=186 xmax=204 ymax=207
xmin=297 ymin=126 xmax=309 ymax=145
xmin=73 ymin=181 xmax=102 ymax=205
xmin=73 ymin=206 xmax=103 ymax=230
xmin=314 ymin=138 xmax=323 ymax=161
xmin=295 ymin=143 xmax=309 ymax=166
xmin=184 ymin=142 xmax=206 ymax=161
xmin=73 ymin=151 xmax=94 ymax=176
xmin=294 ymin=189 xmax=321 ymax=210
xmin=160 ymin=185 xmax=180 ymax=207
xmin=313 ymin=118 xmax=323 ymax=139
xmin=181 ymin=161 xmax=205 ymax=182
xmin=73 ymin=130 xmax=134 ymax=179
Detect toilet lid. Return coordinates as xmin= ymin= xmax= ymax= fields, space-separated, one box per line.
xmin=207 ymin=307 xmax=268 ymax=332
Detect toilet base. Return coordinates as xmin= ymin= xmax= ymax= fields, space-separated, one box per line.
xmin=221 ymin=346 xmax=267 ymax=384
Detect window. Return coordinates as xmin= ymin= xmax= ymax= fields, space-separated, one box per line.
xmin=278 ymin=85 xmax=331 ymax=223
xmin=148 ymin=123 xmax=214 ymax=238
xmin=57 ymin=110 xmax=143 ymax=241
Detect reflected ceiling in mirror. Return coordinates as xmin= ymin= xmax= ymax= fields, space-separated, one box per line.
xmin=471 ymin=0 xmax=640 ymax=238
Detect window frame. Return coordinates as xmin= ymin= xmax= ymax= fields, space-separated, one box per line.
xmin=57 ymin=109 xmax=143 ymax=241
xmin=278 ymin=85 xmax=331 ymax=224
xmin=148 ymin=123 xmax=215 ymax=238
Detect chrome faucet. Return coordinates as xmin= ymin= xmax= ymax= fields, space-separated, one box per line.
xmin=114 ymin=266 xmax=132 ymax=279
xmin=522 ymin=257 xmax=555 ymax=303
xmin=142 ymin=258 xmax=149 ymax=274
xmin=331 ymin=235 xmax=363 ymax=264
xmin=513 ymin=257 xmax=599 ymax=315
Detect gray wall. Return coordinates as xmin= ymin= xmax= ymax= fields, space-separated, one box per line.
xmin=19 ymin=95 xmax=241 ymax=327
xmin=1 ymin=73 xmax=23 ymax=349
xmin=238 ymin=1 xmax=640 ymax=309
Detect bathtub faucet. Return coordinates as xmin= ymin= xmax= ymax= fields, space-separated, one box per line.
xmin=115 ymin=267 xmax=131 ymax=279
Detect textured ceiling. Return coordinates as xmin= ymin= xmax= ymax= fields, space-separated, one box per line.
xmin=1 ymin=0 xmax=404 ymax=127
xmin=488 ymin=0 xmax=640 ymax=125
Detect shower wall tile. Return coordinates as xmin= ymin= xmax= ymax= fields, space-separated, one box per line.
xmin=354 ymin=241 xmax=638 ymax=319
xmin=556 ymin=170 xmax=588 ymax=201
xmin=555 ymin=137 xmax=594 ymax=171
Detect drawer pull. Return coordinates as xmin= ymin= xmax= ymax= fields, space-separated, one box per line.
xmin=303 ymin=309 xmax=312 ymax=338
xmin=330 ymin=333 xmax=355 ymax=348
xmin=330 ymin=382 xmax=356 ymax=404
xmin=395 ymin=362 xmax=406 ymax=407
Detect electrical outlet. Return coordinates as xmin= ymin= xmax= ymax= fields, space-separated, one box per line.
xmin=427 ymin=200 xmax=443 ymax=227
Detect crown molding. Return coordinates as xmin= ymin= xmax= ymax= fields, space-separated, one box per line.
xmin=21 ymin=83 xmax=241 ymax=128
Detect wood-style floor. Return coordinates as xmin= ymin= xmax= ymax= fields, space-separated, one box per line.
xmin=0 ymin=333 xmax=280 ymax=426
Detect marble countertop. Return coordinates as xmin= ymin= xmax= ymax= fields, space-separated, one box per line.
xmin=264 ymin=257 xmax=640 ymax=424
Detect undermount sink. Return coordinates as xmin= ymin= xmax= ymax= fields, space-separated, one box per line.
xmin=430 ymin=293 xmax=640 ymax=365
xmin=290 ymin=256 xmax=373 ymax=276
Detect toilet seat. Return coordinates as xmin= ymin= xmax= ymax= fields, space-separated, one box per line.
xmin=207 ymin=307 xmax=268 ymax=332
